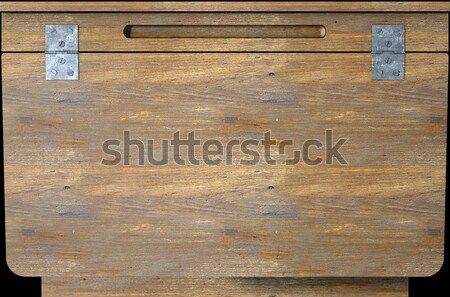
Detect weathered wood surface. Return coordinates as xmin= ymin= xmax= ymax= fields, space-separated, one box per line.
xmin=3 ymin=53 xmax=446 ymax=277
xmin=2 ymin=13 xmax=448 ymax=52
xmin=42 ymin=277 xmax=408 ymax=297
xmin=0 ymin=1 xmax=449 ymax=12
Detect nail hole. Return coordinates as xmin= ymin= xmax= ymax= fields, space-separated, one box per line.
xmin=267 ymin=185 xmax=275 ymax=190
xmin=64 ymin=185 xmax=71 ymax=190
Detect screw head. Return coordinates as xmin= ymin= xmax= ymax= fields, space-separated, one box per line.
xmin=385 ymin=57 xmax=393 ymax=64
xmin=384 ymin=41 xmax=392 ymax=48
xmin=51 ymin=69 xmax=58 ymax=76
xmin=393 ymin=70 xmax=401 ymax=76
xmin=67 ymin=69 xmax=74 ymax=77
xmin=51 ymin=28 xmax=57 ymax=34
xmin=376 ymin=28 xmax=383 ymax=34
xmin=58 ymin=40 xmax=65 ymax=47
xmin=58 ymin=57 xmax=66 ymax=64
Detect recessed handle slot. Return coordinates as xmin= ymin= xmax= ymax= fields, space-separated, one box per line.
xmin=124 ymin=25 xmax=326 ymax=39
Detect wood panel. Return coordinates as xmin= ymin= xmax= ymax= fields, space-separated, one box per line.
xmin=1 ymin=13 xmax=448 ymax=52
xmin=3 ymin=53 xmax=447 ymax=277
xmin=0 ymin=1 xmax=449 ymax=12
xmin=42 ymin=277 xmax=408 ymax=297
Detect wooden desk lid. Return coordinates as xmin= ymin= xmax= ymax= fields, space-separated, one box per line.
xmin=3 ymin=52 xmax=446 ymax=277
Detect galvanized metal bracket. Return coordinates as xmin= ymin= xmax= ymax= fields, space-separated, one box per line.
xmin=45 ymin=25 xmax=79 ymax=80
xmin=372 ymin=25 xmax=405 ymax=80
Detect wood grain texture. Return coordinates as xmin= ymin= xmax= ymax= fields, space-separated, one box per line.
xmin=42 ymin=277 xmax=408 ymax=297
xmin=0 ymin=1 xmax=449 ymax=12
xmin=2 ymin=13 xmax=448 ymax=52
xmin=3 ymin=53 xmax=447 ymax=277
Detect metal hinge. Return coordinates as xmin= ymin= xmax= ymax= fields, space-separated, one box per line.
xmin=372 ymin=25 xmax=405 ymax=80
xmin=45 ymin=25 xmax=79 ymax=80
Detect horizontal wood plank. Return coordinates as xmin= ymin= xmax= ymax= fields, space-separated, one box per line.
xmin=0 ymin=1 xmax=449 ymax=12
xmin=1 ymin=13 xmax=448 ymax=52
xmin=42 ymin=277 xmax=408 ymax=297
xmin=3 ymin=53 xmax=447 ymax=277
